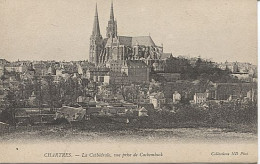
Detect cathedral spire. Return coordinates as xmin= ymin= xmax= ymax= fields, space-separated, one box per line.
xmin=89 ymin=3 xmax=103 ymax=65
xmin=106 ymin=1 xmax=117 ymax=38
xmin=110 ymin=1 xmax=114 ymax=21
xmin=92 ymin=3 xmax=101 ymax=36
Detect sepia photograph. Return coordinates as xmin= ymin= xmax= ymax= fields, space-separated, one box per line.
xmin=0 ymin=0 xmax=257 ymax=163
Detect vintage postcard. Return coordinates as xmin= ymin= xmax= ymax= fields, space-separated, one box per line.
xmin=0 ymin=0 xmax=257 ymax=163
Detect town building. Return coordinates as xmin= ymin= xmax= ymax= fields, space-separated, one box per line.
xmin=149 ymin=92 xmax=166 ymax=109
xmin=105 ymin=60 xmax=150 ymax=84
xmin=86 ymin=67 xmax=110 ymax=83
xmin=138 ymin=107 xmax=148 ymax=117
xmin=163 ymin=80 xmax=193 ymax=99
xmin=109 ymin=71 xmax=129 ymax=85
xmin=231 ymin=73 xmax=251 ymax=82
xmin=172 ymin=91 xmax=181 ymax=104
xmin=5 ymin=63 xmax=27 ymax=73
xmin=28 ymin=91 xmax=37 ymax=107
xmin=193 ymin=93 xmax=207 ymax=104
xmin=33 ymin=62 xmax=48 ymax=76
xmin=121 ymin=60 xmax=150 ymax=83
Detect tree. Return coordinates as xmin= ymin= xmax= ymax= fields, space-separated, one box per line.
xmin=3 ymin=88 xmax=19 ymax=125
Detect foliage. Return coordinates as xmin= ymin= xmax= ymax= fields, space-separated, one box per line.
xmin=183 ymin=58 xmax=241 ymax=83
xmin=1 ymin=89 xmax=19 ymax=125
xmin=146 ymin=101 xmax=257 ymax=126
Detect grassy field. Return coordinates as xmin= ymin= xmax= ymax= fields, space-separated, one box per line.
xmin=0 ymin=120 xmax=257 ymax=144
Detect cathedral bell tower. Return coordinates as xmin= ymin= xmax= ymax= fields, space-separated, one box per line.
xmin=89 ymin=4 xmax=103 ymax=65
xmin=106 ymin=2 xmax=117 ymax=38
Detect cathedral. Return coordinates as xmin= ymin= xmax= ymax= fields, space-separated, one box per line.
xmin=89 ymin=2 xmax=165 ymax=67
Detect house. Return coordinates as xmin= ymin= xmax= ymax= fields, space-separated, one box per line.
xmin=149 ymin=92 xmax=166 ymax=109
xmin=55 ymin=68 xmax=65 ymax=76
xmin=77 ymin=64 xmax=83 ymax=75
xmin=121 ymin=60 xmax=150 ymax=83
xmin=194 ymin=93 xmax=207 ymax=104
xmin=106 ymin=60 xmax=124 ymax=72
xmin=55 ymin=106 xmax=86 ymax=122
xmin=138 ymin=103 xmax=154 ymax=113
xmin=86 ymin=67 xmax=110 ymax=83
xmin=107 ymin=107 xmax=127 ymax=115
xmin=163 ymin=80 xmax=193 ymax=99
xmin=5 ymin=63 xmax=27 ymax=73
xmin=28 ymin=91 xmax=37 ymax=107
xmin=231 ymin=73 xmax=251 ymax=82
xmin=33 ymin=62 xmax=48 ymax=76
xmin=116 ymin=107 xmax=127 ymax=115
xmin=138 ymin=107 xmax=148 ymax=117
xmin=247 ymin=89 xmax=256 ymax=102
xmin=76 ymin=96 xmax=91 ymax=106
xmin=109 ymin=71 xmax=129 ymax=85
xmin=47 ymin=65 xmax=56 ymax=75
xmin=172 ymin=91 xmax=181 ymax=104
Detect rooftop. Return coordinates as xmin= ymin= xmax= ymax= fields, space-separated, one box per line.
xmin=124 ymin=60 xmax=148 ymax=68
xmin=105 ymin=36 xmax=156 ymax=47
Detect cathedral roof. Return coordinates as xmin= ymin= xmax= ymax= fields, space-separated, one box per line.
xmin=132 ymin=36 xmax=155 ymax=47
xmin=118 ymin=36 xmax=132 ymax=46
xmin=105 ymin=36 xmax=156 ymax=47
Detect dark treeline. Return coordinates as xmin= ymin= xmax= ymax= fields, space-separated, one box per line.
xmin=153 ymin=57 xmax=240 ymax=83
xmin=135 ymin=101 xmax=257 ymax=131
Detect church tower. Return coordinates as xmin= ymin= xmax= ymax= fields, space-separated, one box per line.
xmin=89 ymin=4 xmax=103 ymax=65
xmin=106 ymin=2 xmax=117 ymax=38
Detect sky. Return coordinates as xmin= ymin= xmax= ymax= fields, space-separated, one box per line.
xmin=0 ymin=0 xmax=257 ymax=64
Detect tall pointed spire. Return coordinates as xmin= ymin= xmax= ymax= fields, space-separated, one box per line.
xmin=89 ymin=3 xmax=103 ymax=65
xmin=92 ymin=3 xmax=101 ymax=36
xmin=106 ymin=1 xmax=117 ymax=38
xmin=110 ymin=1 xmax=114 ymax=21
